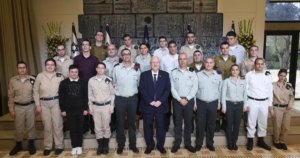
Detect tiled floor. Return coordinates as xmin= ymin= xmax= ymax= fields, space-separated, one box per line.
xmin=1 ymin=145 xmax=300 ymax=158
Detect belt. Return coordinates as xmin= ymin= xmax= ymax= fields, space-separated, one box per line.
xmin=116 ymin=94 xmax=137 ymax=98
xmin=226 ymin=100 xmax=243 ymax=104
xmin=180 ymin=97 xmax=187 ymax=100
xmin=274 ymin=104 xmax=288 ymax=108
xmin=40 ymin=96 xmax=59 ymax=101
xmin=92 ymin=101 xmax=111 ymax=106
xmin=14 ymin=101 xmax=34 ymax=106
xmin=197 ymin=99 xmax=218 ymax=104
xmin=248 ymin=96 xmax=268 ymax=101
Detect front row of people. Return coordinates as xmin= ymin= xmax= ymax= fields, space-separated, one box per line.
xmin=8 ymin=51 xmax=294 ymax=156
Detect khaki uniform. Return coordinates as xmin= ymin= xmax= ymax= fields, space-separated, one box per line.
xmin=91 ymin=44 xmax=107 ymax=62
xmin=180 ymin=44 xmax=203 ymax=65
xmin=88 ymin=75 xmax=115 ymax=139
xmin=214 ymin=55 xmax=236 ymax=79
xmin=117 ymin=45 xmax=138 ymax=62
xmin=240 ymin=58 xmax=255 ymax=77
xmin=8 ymin=75 xmax=36 ymax=141
xmin=272 ymin=82 xmax=294 ymax=143
xmin=33 ymin=71 xmax=64 ymax=149
xmin=53 ymin=55 xmax=73 ymax=77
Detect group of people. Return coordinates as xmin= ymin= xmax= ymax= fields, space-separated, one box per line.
xmin=7 ymin=30 xmax=294 ymax=156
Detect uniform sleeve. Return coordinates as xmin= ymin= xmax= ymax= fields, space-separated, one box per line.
xmin=7 ymin=79 xmax=15 ymax=112
xmin=288 ymin=87 xmax=295 ymax=108
xmin=221 ymin=79 xmax=228 ymax=111
xmin=58 ymin=80 xmax=66 ymax=112
xmin=136 ymin=69 xmax=141 ymax=87
xmin=186 ymin=72 xmax=198 ymax=100
xmin=109 ymin=81 xmax=115 ymax=108
xmin=88 ymin=80 xmax=93 ymax=108
xmin=243 ymin=81 xmax=248 ymax=108
xmin=268 ymin=76 xmax=273 ymax=106
xmin=218 ymin=76 xmax=223 ymax=101
xmin=33 ymin=74 xmax=41 ymax=106
xmin=244 ymin=73 xmax=250 ymax=108
xmin=170 ymin=71 xmax=181 ymax=101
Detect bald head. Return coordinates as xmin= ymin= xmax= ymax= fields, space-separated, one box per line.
xmin=151 ymin=56 xmax=160 ymax=72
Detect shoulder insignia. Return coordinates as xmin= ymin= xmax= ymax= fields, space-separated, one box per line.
xmin=286 ymin=83 xmax=292 ymax=90
xmin=189 ymin=67 xmax=194 ymax=72
xmin=171 ymin=68 xmax=178 ymax=72
xmin=56 ymin=73 xmax=62 ymax=77
xmin=134 ymin=45 xmax=138 ymax=49
xmin=29 ymin=78 xmax=35 ymax=85
xmin=216 ymin=70 xmax=222 ymax=75
xmin=134 ymin=63 xmax=140 ymax=71
xmin=105 ymin=77 xmax=111 ymax=84
xmin=195 ymin=44 xmax=201 ymax=49
xmin=240 ymin=76 xmax=246 ymax=80
xmin=114 ymin=63 xmax=120 ymax=67
xmin=265 ymin=71 xmax=271 ymax=76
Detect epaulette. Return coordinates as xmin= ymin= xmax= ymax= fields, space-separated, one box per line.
xmin=195 ymin=44 xmax=201 ymax=49
xmin=134 ymin=63 xmax=140 ymax=71
xmin=286 ymin=82 xmax=292 ymax=90
xmin=216 ymin=70 xmax=222 ymax=75
xmin=105 ymin=77 xmax=112 ymax=84
xmin=265 ymin=71 xmax=271 ymax=76
xmin=189 ymin=67 xmax=194 ymax=72
xmin=114 ymin=63 xmax=120 ymax=67
xmin=171 ymin=68 xmax=178 ymax=72
xmin=56 ymin=73 xmax=62 ymax=77
xmin=29 ymin=78 xmax=35 ymax=85
xmin=134 ymin=45 xmax=138 ymax=49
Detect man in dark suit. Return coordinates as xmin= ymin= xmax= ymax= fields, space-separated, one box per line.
xmin=139 ymin=56 xmax=171 ymax=154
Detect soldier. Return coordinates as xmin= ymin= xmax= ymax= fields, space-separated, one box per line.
xmin=53 ymin=44 xmax=73 ymax=77
xmin=34 ymin=58 xmax=64 ymax=156
xmin=170 ymin=53 xmax=198 ymax=153
xmin=245 ymin=58 xmax=273 ymax=151
xmin=240 ymin=45 xmax=259 ymax=77
xmin=272 ymin=69 xmax=294 ymax=150
xmin=91 ymin=31 xmax=107 ymax=61
xmin=8 ymin=61 xmax=36 ymax=155
xmin=88 ymin=62 xmax=115 ymax=155
xmin=226 ymin=31 xmax=246 ymax=65
xmin=180 ymin=32 xmax=203 ymax=65
xmin=117 ymin=34 xmax=138 ymax=61
xmin=195 ymin=57 xmax=222 ymax=152
xmin=103 ymin=44 xmax=119 ymax=77
xmin=189 ymin=50 xmax=205 ymax=73
xmin=153 ymin=36 xmax=169 ymax=59
xmin=161 ymin=40 xmax=179 ymax=74
xmin=135 ymin=43 xmax=152 ymax=73
xmin=113 ymin=48 xmax=141 ymax=154
xmin=58 ymin=64 xmax=88 ymax=156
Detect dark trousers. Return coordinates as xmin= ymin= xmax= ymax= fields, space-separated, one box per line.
xmin=173 ymin=99 xmax=194 ymax=146
xmin=165 ymin=95 xmax=172 ymax=131
xmin=83 ymin=115 xmax=94 ymax=133
xmin=143 ymin=112 xmax=166 ymax=148
xmin=67 ymin=112 xmax=84 ymax=147
xmin=225 ymin=101 xmax=243 ymax=145
xmin=115 ymin=95 xmax=138 ymax=148
xmin=195 ymin=99 xmax=218 ymax=147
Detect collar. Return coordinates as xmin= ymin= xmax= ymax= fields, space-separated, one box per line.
xmin=16 ymin=75 xmax=30 ymax=81
xmin=69 ymin=77 xmax=79 ymax=82
xmin=151 ymin=70 xmax=159 ymax=75
xmin=106 ymin=56 xmax=119 ymax=62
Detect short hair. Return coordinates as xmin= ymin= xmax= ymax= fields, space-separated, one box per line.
xmin=97 ymin=62 xmax=106 ymax=69
xmin=168 ymin=40 xmax=177 ymax=47
xmin=250 ymin=45 xmax=259 ymax=50
xmin=186 ymin=32 xmax=195 ymax=37
xmin=82 ymin=39 xmax=91 ymax=46
xmin=45 ymin=58 xmax=56 ymax=67
xmin=193 ymin=50 xmax=202 ymax=55
xmin=226 ymin=31 xmax=237 ymax=37
xmin=230 ymin=64 xmax=240 ymax=70
xmin=94 ymin=31 xmax=104 ymax=36
xmin=121 ymin=48 xmax=131 ymax=56
xmin=69 ymin=64 xmax=78 ymax=71
xmin=278 ymin=69 xmax=288 ymax=75
xmin=204 ymin=56 xmax=215 ymax=62
xmin=139 ymin=42 xmax=149 ymax=49
xmin=220 ymin=41 xmax=229 ymax=48
xmin=16 ymin=61 xmax=27 ymax=67
xmin=122 ymin=34 xmax=131 ymax=40
xmin=254 ymin=57 xmax=265 ymax=65
xmin=158 ymin=36 xmax=167 ymax=41
xmin=56 ymin=44 xmax=65 ymax=49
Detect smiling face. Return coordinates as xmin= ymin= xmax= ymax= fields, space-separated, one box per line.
xmin=178 ymin=53 xmax=188 ymax=69
xmin=45 ymin=60 xmax=56 ymax=73
xmin=193 ymin=51 xmax=202 ymax=63
xmin=121 ymin=49 xmax=131 ymax=62
xmin=139 ymin=44 xmax=148 ymax=55
xmin=186 ymin=33 xmax=195 ymax=45
xmin=204 ymin=57 xmax=215 ymax=71
xmin=69 ymin=68 xmax=79 ymax=80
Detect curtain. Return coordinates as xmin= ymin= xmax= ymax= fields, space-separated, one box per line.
xmin=0 ymin=0 xmax=41 ymax=115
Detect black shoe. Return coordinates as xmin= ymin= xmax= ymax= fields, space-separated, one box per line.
xmin=117 ymin=147 xmax=123 ymax=154
xmin=207 ymin=145 xmax=215 ymax=151
xmin=54 ymin=148 xmax=64 ymax=155
xmin=157 ymin=147 xmax=167 ymax=154
xmin=129 ymin=146 xmax=139 ymax=153
xmin=195 ymin=145 xmax=202 ymax=151
xmin=185 ymin=146 xmax=196 ymax=153
xmin=233 ymin=144 xmax=238 ymax=150
xmin=43 ymin=149 xmax=51 ymax=156
xmin=97 ymin=138 xmax=103 ymax=155
xmin=247 ymin=138 xmax=253 ymax=151
xmin=274 ymin=143 xmax=282 ymax=149
xmin=91 ymin=130 xmax=95 ymax=134
xmin=9 ymin=142 xmax=22 ymax=156
xmin=227 ymin=144 xmax=233 ymax=150
xmin=257 ymin=137 xmax=271 ymax=151
xmin=28 ymin=139 xmax=36 ymax=155
xmin=101 ymin=138 xmax=109 ymax=155
xmin=280 ymin=143 xmax=288 ymax=150
xmin=215 ymin=120 xmax=220 ymax=132
xmin=144 ymin=146 xmax=153 ymax=154
xmin=171 ymin=146 xmax=179 ymax=153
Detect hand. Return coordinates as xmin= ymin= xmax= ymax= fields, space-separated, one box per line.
xmin=109 ymin=107 xmax=114 ymax=114
xmin=150 ymin=101 xmax=156 ymax=106
xmin=287 ymin=107 xmax=292 ymax=110
xmin=83 ymin=110 xmax=88 ymax=116
xmin=89 ymin=109 xmax=93 ymax=115
xmin=61 ymin=112 xmax=67 ymax=117
xmin=243 ymin=106 xmax=248 ymax=112
xmin=155 ymin=101 xmax=162 ymax=107
xmin=9 ymin=111 xmax=15 ymax=119
xmin=222 ymin=109 xmax=226 ymax=114
xmin=179 ymin=99 xmax=188 ymax=106
xmin=35 ymin=105 xmax=42 ymax=114
xmin=247 ymin=107 xmax=250 ymax=113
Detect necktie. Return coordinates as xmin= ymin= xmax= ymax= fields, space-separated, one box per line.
xmin=154 ymin=74 xmax=157 ymax=100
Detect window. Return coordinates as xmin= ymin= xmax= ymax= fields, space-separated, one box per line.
xmin=266 ymin=0 xmax=300 ymax=21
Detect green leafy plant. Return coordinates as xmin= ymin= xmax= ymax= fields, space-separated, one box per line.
xmin=238 ymin=18 xmax=256 ymax=52
xmin=42 ymin=22 xmax=69 ymax=58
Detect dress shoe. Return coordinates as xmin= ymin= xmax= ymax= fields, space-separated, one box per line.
xmin=195 ymin=145 xmax=202 ymax=151
xmin=129 ymin=146 xmax=139 ymax=153
xmin=207 ymin=145 xmax=215 ymax=151
xmin=77 ymin=147 xmax=82 ymax=155
xmin=171 ymin=146 xmax=180 ymax=153
xmin=257 ymin=137 xmax=271 ymax=151
xmin=43 ymin=149 xmax=51 ymax=156
xmin=280 ymin=143 xmax=288 ymax=150
xmin=101 ymin=138 xmax=109 ymax=154
xmin=117 ymin=147 xmax=123 ymax=154
xmin=185 ymin=146 xmax=196 ymax=153
xmin=144 ymin=146 xmax=153 ymax=154
xmin=227 ymin=144 xmax=233 ymax=150
xmin=9 ymin=142 xmax=22 ymax=156
xmin=28 ymin=139 xmax=36 ymax=155
xmin=55 ymin=148 xmax=64 ymax=155
xmin=274 ymin=143 xmax=282 ymax=149
xmin=96 ymin=138 xmax=103 ymax=155
xmin=233 ymin=143 xmax=238 ymax=150
xmin=157 ymin=147 xmax=167 ymax=154
xmin=247 ymin=138 xmax=253 ymax=151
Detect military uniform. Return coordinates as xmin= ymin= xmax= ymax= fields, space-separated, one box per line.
xmin=134 ymin=53 xmax=152 ymax=73
xmin=214 ymin=55 xmax=236 ymax=79
xmin=103 ymin=56 xmax=119 ymax=77
xmin=240 ymin=58 xmax=255 ymax=76
xmin=88 ymin=75 xmax=115 ymax=154
xmin=229 ymin=44 xmax=246 ymax=65
xmin=117 ymin=45 xmax=138 ymax=62
xmin=160 ymin=54 xmax=179 ymax=74
xmin=189 ymin=62 xmax=205 ymax=73
xmin=91 ymin=44 xmax=107 ymax=62
xmin=179 ymin=44 xmax=203 ymax=65
xmin=8 ymin=75 xmax=36 ymax=155
xmin=53 ymin=55 xmax=73 ymax=77
xmin=272 ymin=82 xmax=294 ymax=146
xmin=170 ymin=68 xmax=198 ymax=150
xmin=33 ymin=71 xmax=64 ymax=150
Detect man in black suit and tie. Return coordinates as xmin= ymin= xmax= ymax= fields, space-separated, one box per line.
xmin=139 ymin=56 xmax=171 ymax=154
